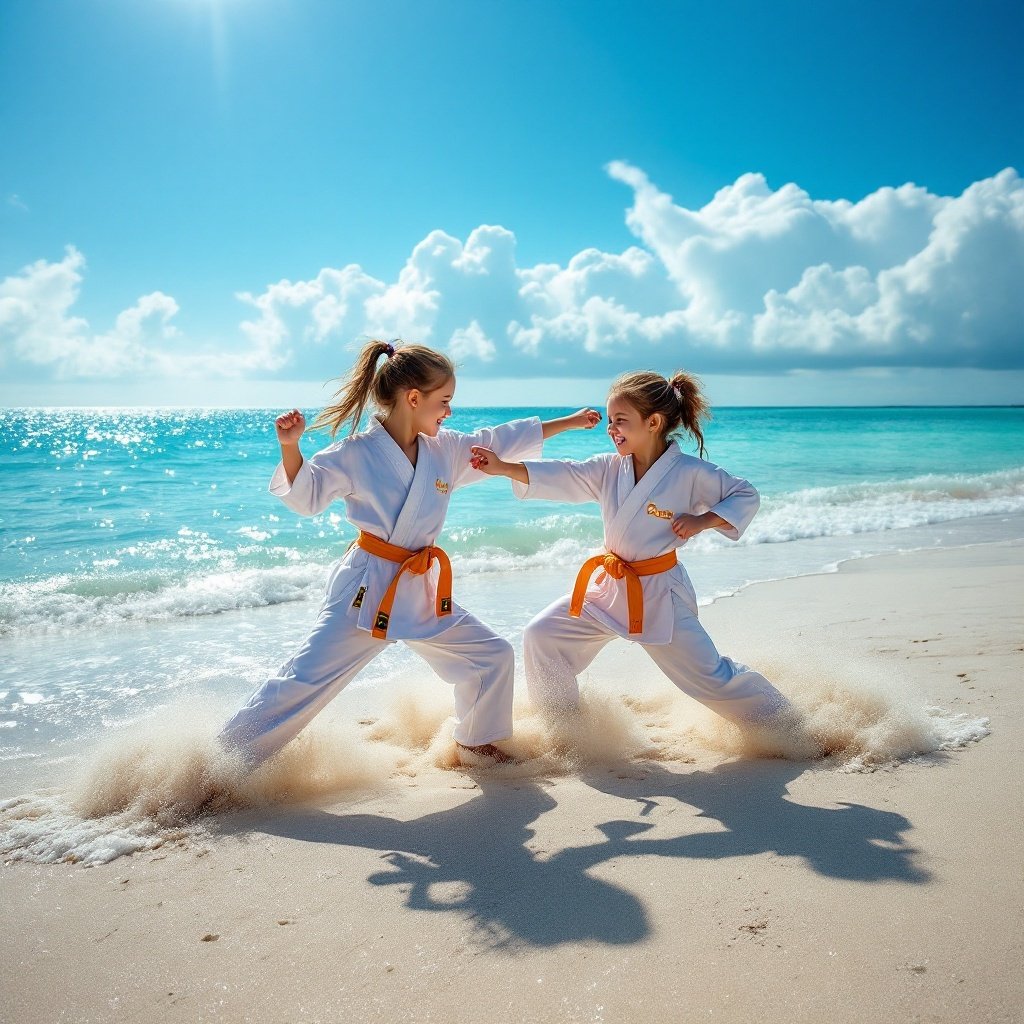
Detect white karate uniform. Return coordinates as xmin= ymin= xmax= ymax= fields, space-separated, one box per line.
xmin=219 ymin=415 xmax=543 ymax=769
xmin=513 ymin=443 xmax=789 ymax=723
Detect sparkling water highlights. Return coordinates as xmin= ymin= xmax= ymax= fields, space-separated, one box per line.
xmin=1 ymin=405 xmax=1022 ymax=794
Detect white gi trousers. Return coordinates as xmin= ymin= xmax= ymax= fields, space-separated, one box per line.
xmin=524 ymin=595 xmax=788 ymax=723
xmin=219 ymin=595 xmax=515 ymax=770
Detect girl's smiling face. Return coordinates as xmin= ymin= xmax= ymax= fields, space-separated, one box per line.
xmin=606 ymin=394 xmax=662 ymax=459
xmin=411 ymin=376 xmax=455 ymax=436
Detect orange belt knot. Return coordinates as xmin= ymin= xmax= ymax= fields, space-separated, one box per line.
xmin=569 ymin=549 xmax=678 ymax=634
xmin=356 ymin=531 xmax=454 ymax=639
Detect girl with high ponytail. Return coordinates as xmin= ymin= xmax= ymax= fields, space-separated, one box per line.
xmin=218 ymin=339 xmax=601 ymax=770
xmin=469 ymin=367 xmax=791 ymax=731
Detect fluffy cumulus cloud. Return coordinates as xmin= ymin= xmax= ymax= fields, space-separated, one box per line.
xmin=2 ymin=165 xmax=1022 ymax=382
xmin=0 ymin=246 xmax=186 ymax=378
xmin=1 ymin=248 xmax=249 ymax=379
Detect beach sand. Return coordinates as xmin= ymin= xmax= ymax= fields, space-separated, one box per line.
xmin=2 ymin=541 xmax=1022 ymax=1023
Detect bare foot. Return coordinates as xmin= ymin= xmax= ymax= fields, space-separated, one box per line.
xmin=456 ymin=742 xmax=517 ymax=765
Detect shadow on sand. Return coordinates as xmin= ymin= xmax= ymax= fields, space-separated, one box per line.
xmin=216 ymin=758 xmax=931 ymax=948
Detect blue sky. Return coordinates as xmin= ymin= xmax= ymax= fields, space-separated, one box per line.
xmin=1 ymin=0 xmax=1022 ymax=406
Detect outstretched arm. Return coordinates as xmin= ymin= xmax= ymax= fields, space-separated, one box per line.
xmin=468 ymin=446 xmax=529 ymax=485
xmin=451 ymin=409 xmax=599 ymax=490
xmin=469 ymin=448 xmax=608 ymax=505
xmin=540 ymin=408 xmax=602 ymax=439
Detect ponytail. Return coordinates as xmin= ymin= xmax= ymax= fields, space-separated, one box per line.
xmin=310 ymin=340 xmax=393 ymax=438
xmin=309 ymin=340 xmax=456 ymax=438
xmin=668 ymin=371 xmax=711 ymax=459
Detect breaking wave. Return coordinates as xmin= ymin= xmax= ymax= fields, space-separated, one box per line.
xmin=3 ymin=467 xmax=1022 ymax=636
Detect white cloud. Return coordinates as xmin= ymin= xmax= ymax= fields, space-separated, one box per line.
xmin=2 ymin=248 xmax=210 ymax=379
xmin=235 ymin=265 xmax=385 ymax=375
xmin=85 ymin=292 xmax=181 ymax=377
xmin=2 ymin=164 xmax=1022 ymax=385
xmin=235 ymin=164 xmax=1023 ymax=376
xmin=753 ymin=169 xmax=1024 ymax=366
xmin=0 ymin=246 xmax=90 ymax=371
xmin=449 ymin=320 xmax=496 ymax=361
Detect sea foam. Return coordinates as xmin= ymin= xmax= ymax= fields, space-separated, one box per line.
xmin=3 ymin=467 xmax=1022 ymax=637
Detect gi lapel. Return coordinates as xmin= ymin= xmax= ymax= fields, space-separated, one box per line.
xmin=606 ymin=443 xmax=682 ymax=551
xmin=388 ymin=437 xmax=432 ymax=547
xmin=367 ymin=417 xmax=415 ymax=492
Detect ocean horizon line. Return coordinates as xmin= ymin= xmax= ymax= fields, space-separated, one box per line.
xmin=4 ymin=403 xmax=1023 ymax=413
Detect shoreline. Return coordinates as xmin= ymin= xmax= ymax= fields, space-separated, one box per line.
xmin=701 ymin=513 xmax=1024 ymax=606
xmin=2 ymin=516 xmax=1023 ymax=798
xmin=2 ymin=537 xmax=1022 ymax=1022
xmin=4 ymin=507 xmax=1022 ymax=629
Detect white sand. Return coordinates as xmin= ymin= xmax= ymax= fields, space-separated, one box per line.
xmin=2 ymin=541 xmax=1022 ymax=1023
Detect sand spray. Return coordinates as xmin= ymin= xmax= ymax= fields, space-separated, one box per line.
xmin=0 ymin=647 xmax=989 ymax=865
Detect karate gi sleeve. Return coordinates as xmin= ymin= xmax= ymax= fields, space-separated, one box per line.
xmin=691 ymin=461 xmax=760 ymax=540
xmin=450 ymin=416 xmax=544 ymax=490
xmin=268 ymin=442 xmax=354 ymax=516
xmin=510 ymin=457 xmax=606 ymax=504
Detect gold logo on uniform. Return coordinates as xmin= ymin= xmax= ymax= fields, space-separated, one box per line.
xmin=374 ymin=611 xmax=390 ymax=633
xmin=351 ymin=586 xmax=367 ymax=609
xmin=435 ymin=478 xmax=449 ymax=494
xmin=647 ymin=502 xmax=673 ymax=520
xmin=440 ymin=597 xmax=451 ymax=613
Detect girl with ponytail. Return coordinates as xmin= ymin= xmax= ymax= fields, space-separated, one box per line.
xmin=219 ymin=339 xmax=600 ymax=769
xmin=469 ymin=368 xmax=790 ymax=728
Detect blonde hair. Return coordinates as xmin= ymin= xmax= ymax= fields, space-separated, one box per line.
xmin=309 ymin=340 xmax=455 ymax=437
xmin=608 ymin=369 xmax=711 ymax=458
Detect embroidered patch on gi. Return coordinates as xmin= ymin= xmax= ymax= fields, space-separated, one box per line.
xmin=351 ymin=586 xmax=367 ymax=609
xmin=374 ymin=611 xmax=390 ymax=632
xmin=435 ymin=478 xmax=449 ymax=494
xmin=439 ymin=597 xmax=452 ymax=613
xmin=646 ymin=501 xmax=673 ymax=520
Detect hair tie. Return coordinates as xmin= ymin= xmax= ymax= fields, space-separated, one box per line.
xmin=673 ymin=385 xmax=682 ymax=402
xmin=384 ymin=342 xmax=395 ymax=358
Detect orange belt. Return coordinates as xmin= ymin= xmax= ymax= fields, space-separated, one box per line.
xmin=569 ymin=550 xmax=678 ymax=634
xmin=356 ymin=532 xmax=453 ymax=639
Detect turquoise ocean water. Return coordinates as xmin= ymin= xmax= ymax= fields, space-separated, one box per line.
xmin=2 ymin=405 xmax=1023 ymax=792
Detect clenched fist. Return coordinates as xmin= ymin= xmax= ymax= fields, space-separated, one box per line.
xmin=275 ymin=409 xmax=306 ymax=446
xmin=572 ymin=408 xmax=602 ymax=430
xmin=469 ymin=446 xmax=504 ymax=475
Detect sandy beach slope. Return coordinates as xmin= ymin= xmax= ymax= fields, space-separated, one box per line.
xmin=2 ymin=541 xmax=1022 ymax=1024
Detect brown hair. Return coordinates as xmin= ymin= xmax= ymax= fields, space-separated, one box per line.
xmin=309 ymin=340 xmax=455 ymax=437
xmin=608 ymin=369 xmax=712 ymax=458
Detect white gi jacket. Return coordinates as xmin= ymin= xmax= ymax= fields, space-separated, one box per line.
xmin=270 ymin=416 xmax=543 ymax=640
xmin=512 ymin=443 xmax=760 ymax=644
